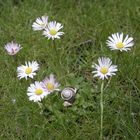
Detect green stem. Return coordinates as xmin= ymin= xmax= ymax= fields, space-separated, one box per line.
xmin=100 ymin=81 xmax=104 ymax=140
xmin=52 ymin=40 xmax=64 ymax=82
xmin=52 ymin=39 xmax=57 ymax=56
xmin=129 ymin=91 xmax=132 ymax=118
xmin=38 ymin=102 xmax=44 ymax=114
xmin=52 ymin=40 xmax=60 ymax=76
xmin=115 ymin=51 xmax=120 ymax=64
xmin=12 ymin=55 xmax=16 ymax=63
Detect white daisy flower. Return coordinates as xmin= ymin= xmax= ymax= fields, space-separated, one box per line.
xmin=27 ymin=81 xmax=49 ymax=102
xmin=106 ymin=32 xmax=134 ymax=51
xmin=92 ymin=57 xmax=118 ymax=80
xmin=17 ymin=61 xmax=39 ymax=80
xmin=43 ymin=21 xmax=64 ymax=40
xmin=4 ymin=41 xmax=22 ymax=55
xmin=42 ymin=74 xmax=60 ymax=93
xmin=32 ymin=15 xmax=48 ymax=31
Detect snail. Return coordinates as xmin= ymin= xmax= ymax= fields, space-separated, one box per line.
xmin=61 ymin=87 xmax=77 ymax=107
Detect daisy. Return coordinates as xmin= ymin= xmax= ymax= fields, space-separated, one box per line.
xmin=43 ymin=21 xmax=64 ymax=40
xmin=27 ymin=81 xmax=49 ymax=102
xmin=4 ymin=41 xmax=22 ymax=55
xmin=92 ymin=57 xmax=118 ymax=80
xmin=17 ymin=61 xmax=39 ymax=80
xmin=32 ymin=15 xmax=48 ymax=31
xmin=42 ymin=74 xmax=60 ymax=93
xmin=106 ymin=32 xmax=134 ymax=51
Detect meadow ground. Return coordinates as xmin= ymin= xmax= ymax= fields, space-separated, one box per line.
xmin=0 ymin=0 xmax=140 ymax=139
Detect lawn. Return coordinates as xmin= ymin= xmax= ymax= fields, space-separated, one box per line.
xmin=0 ymin=0 xmax=140 ymax=139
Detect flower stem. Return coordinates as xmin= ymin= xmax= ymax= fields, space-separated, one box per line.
xmin=52 ymin=40 xmax=63 ymax=80
xmin=38 ymin=102 xmax=44 ymax=114
xmin=115 ymin=51 xmax=120 ymax=64
xmin=52 ymin=40 xmax=57 ymax=56
xmin=100 ymin=81 xmax=104 ymax=140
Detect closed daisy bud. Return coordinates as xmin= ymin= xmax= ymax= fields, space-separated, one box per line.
xmin=42 ymin=74 xmax=60 ymax=93
xmin=4 ymin=41 xmax=22 ymax=55
xmin=32 ymin=15 xmax=48 ymax=31
xmin=27 ymin=81 xmax=49 ymax=102
xmin=43 ymin=21 xmax=64 ymax=40
xmin=106 ymin=32 xmax=134 ymax=52
xmin=17 ymin=61 xmax=39 ymax=80
xmin=92 ymin=57 xmax=118 ymax=80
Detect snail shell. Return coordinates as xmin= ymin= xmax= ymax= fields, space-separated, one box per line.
xmin=61 ymin=87 xmax=77 ymax=101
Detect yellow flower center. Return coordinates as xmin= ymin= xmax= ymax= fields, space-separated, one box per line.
xmin=116 ymin=42 xmax=124 ymax=49
xmin=46 ymin=83 xmax=54 ymax=90
xmin=100 ymin=67 xmax=108 ymax=74
xmin=35 ymin=89 xmax=43 ymax=95
xmin=49 ymin=29 xmax=57 ymax=36
xmin=25 ymin=67 xmax=32 ymax=74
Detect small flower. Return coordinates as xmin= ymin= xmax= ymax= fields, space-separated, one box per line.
xmin=43 ymin=21 xmax=64 ymax=40
xmin=32 ymin=15 xmax=48 ymax=31
xmin=12 ymin=98 xmax=16 ymax=104
xmin=17 ymin=61 xmax=39 ymax=80
xmin=92 ymin=57 xmax=118 ymax=80
xmin=4 ymin=41 xmax=22 ymax=55
xmin=27 ymin=81 xmax=49 ymax=102
xmin=42 ymin=74 xmax=60 ymax=93
xmin=106 ymin=32 xmax=134 ymax=51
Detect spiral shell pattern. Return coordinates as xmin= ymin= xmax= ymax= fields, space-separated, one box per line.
xmin=61 ymin=87 xmax=76 ymax=101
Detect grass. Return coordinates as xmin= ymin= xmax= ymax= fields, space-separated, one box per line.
xmin=0 ymin=0 xmax=140 ymax=139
